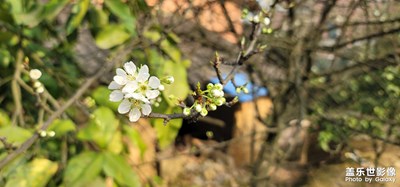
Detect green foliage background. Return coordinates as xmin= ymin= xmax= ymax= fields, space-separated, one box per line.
xmin=0 ymin=0 xmax=400 ymax=186
xmin=0 ymin=0 xmax=190 ymax=186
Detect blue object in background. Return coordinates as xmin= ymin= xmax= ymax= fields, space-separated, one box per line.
xmin=210 ymin=73 xmax=268 ymax=102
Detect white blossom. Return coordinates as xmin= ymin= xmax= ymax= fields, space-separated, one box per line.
xmin=109 ymin=61 xmax=170 ymax=122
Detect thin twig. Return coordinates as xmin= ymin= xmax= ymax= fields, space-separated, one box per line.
xmin=320 ymin=27 xmax=400 ymax=51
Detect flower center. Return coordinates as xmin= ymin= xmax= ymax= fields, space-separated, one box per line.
xmin=139 ymin=83 xmax=148 ymax=93
xmin=131 ymin=99 xmax=141 ymax=107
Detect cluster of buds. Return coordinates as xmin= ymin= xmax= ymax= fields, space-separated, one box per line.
xmin=183 ymin=83 xmax=226 ymax=117
xmin=242 ymin=9 xmax=271 ymax=26
xmin=235 ymin=85 xmax=249 ymax=94
xmin=39 ymin=130 xmax=56 ymax=137
xmin=29 ymin=69 xmax=44 ymax=93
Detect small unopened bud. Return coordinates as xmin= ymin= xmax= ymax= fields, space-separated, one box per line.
xmin=259 ymin=44 xmax=268 ymax=51
xmin=215 ymin=83 xmax=223 ymax=90
xmin=29 ymin=69 xmax=42 ymax=80
xmin=36 ymin=86 xmax=44 ymax=94
xmin=158 ymin=85 xmax=165 ymax=91
xmin=33 ymin=81 xmax=42 ymax=88
xmin=263 ymin=17 xmax=271 ymax=25
xmin=183 ymin=108 xmax=191 ymax=116
xmin=154 ymin=102 xmax=160 ymax=107
xmin=168 ymin=95 xmax=176 ymax=100
xmin=163 ymin=76 xmax=174 ymax=84
xmin=253 ymin=15 xmax=260 ymax=23
xmin=48 ymin=131 xmax=56 ymax=137
xmin=232 ymin=96 xmax=239 ymax=103
xmin=195 ymin=104 xmax=202 ymax=112
xmin=207 ymin=83 xmax=213 ymax=90
xmin=200 ymin=108 xmax=208 ymax=117
xmin=215 ymin=97 xmax=226 ymax=106
xmin=39 ymin=131 xmax=47 ymax=137
xmin=236 ymin=87 xmax=241 ymax=94
xmin=206 ymin=131 xmax=214 ymax=139
xmin=209 ymin=104 xmax=217 ymax=111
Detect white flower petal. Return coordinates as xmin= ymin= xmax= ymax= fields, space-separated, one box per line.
xmin=114 ymin=75 xmax=127 ymax=85
xmin=116 ymin=68 xmax=127 ymax=77
xmin=125 ymin=93 xmax=150 ymax=103
xmin=110 ymin=90 xmax=124 ymax=102
xmin=146 ymin=90 xmax=160 ymax=99
xmin=148 ymin=76 xmax=160 ymax=89
xmin=137 ymin=65 xmax=150 ymax=82
xmin=118 ymin=99 xmax=131 ymax=114
xmin=122 ymin=81 xmax=138 ymax=93
xmin=108 ymin=81 xmax=121 ymax=90
xmin=124 ymin=61 xmax=136 ymax=75
xmin=140 ymin=96 xmax=150 ymax=103
xmin=126 ymin=93 xmax=143 ymax=100
xmin=141 ymin=104 xmax=152 ymax=115
xmin=129 ymin=108 xmax=141 ymax=122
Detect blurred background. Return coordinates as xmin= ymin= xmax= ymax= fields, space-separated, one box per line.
xmin=0 ymin=0 xmax=400 ymax=186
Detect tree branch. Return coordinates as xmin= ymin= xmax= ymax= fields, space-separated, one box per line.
xmin=320 ymin=27 xmax=400 ymax=51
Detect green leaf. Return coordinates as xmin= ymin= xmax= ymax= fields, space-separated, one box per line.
xmin=104 ymin=0 xmax=136 ymax=34
xmin=0 ymin=49 xmax=12 ymax=68
xmin=0 ymin=109 xmax=11 ymax=126
xmin=77 ymin=107 xmax=120 ymax=149
xmin=106 ymin=130 xmax=123 ymax=154
xmin=153 ymin=107 xmax=182 ymax=149
xmin=48 ymin=119 xmax=76 ymax=137
xmin=42 ymin=0 xmax=69 ymax=21
xmin=40 ymin=72 xmax=60 ymax=98
xmin=143 ymin=30 xmax=161 ymax=42
xmin=63 ymin=152 xmax=104 ymax=187
xmin=318 ymin=131 xmax=333 ymax=152
xmin=66 ymin=0 xmax=89 ymax=34
xmin=85 ymin=177 xmax=107 ymax=187
xmin=0 ymin=126 xmax=32 ymax=149
xmin=145 ymin=48 xmax=165 ymax=76
xmin=92 ymin=86 xmax=119 ymax=111
xmin=102 ymin=152 xmax=141 ymax=187
xmin=0 ymin=154 xmax=27 ymax=179
xmin=89 ymin=7 xmax=109 ymax=29
xmin=162 ymin=60 xmax=190 ymax=106
xmin=5 ymin=0 xmax=23 ymax=15
xmin=95 ymin=24 xmax=131 ymax=49
xmin=0 ymin=31 xmax=14 ymax=43
xmin=123 ymin=125 xmax=147 ymax=159
xmin=160 ymin=39 xmax=181 ymax=63
xmin=13 ymin=5 xmax=44 ymax=28
xmin=5 ymin=158 xmax=58 ymax=187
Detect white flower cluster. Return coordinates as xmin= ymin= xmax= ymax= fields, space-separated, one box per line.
xmin=108 ymin=61 xmax=167 ymax=122
xmin=183 ymin=83 xmax=226 ymax=117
